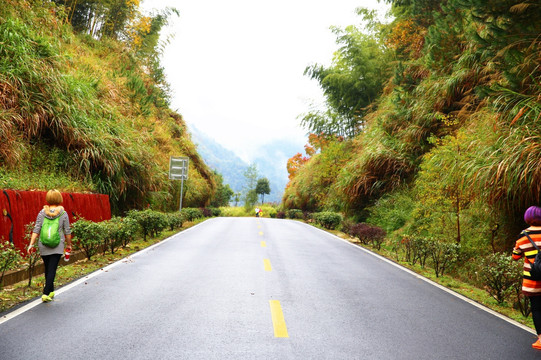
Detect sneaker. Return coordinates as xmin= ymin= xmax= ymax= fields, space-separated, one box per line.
xmin=41 ymin=295 xmax=52 ymax=303
xmin=48 ymin=291 xmax=55 ymax=299
xmin=532 ymin=339 xmax=541 ymax=350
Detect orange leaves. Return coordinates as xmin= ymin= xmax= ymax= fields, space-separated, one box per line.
xmin=286 ymin=133 xmax=345 ymax=181
xmin=286 ymin=153 xmax=309 ymax=180
xmin=308 ymin=132 xmax=343 ymax=151
xmin=304 ymin=144 xmax=316 ymax=157
xmin=308 ymin=133 xmax=327 ymax=151
xmin=385 ymin=19 xmax=426 ymax=59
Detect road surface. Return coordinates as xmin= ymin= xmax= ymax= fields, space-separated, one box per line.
xmin=0 ymin=217 xmax=538 ymax=359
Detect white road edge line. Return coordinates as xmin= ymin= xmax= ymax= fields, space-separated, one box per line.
xmin=304 ymin=221 xmax=536 ymax=335
xmin=0 ymin=220 xmax=209 ymax=326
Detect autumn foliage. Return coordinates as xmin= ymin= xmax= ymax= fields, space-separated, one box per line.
xmin=285 ymin=0 xmax=541 ymax=254
xmin=286 ymin=133 xmax=343 ymax=181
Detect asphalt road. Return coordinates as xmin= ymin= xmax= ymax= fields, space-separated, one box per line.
xmin=0 ymin=217 xmax=539 ymax=359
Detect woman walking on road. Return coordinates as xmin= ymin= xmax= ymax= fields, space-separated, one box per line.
xmin=27 ymin=190 xmax=72 ymax=302
xmin=512 ymin=206 xmax=541 ymax=349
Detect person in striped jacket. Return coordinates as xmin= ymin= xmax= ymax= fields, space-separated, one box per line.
xmin=513 ymin=205 xmax=541 ymax=349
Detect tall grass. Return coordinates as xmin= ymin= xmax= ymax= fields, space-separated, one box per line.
xmin=0 ymin=2 xmax=216 ymax=213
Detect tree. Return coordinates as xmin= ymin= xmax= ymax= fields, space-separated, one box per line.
xmin=210 ymin=171 xmax=234 ymax=207
xmin=244 ymin=190 xmax=258 ymax=210
xmin=233 ymin=192 xmax=241 ymax=207
xmin=302 ymin=9 xmax=391 ymax=137
xmin=256 ymin=178 xmax=271 ymax=204
xmin=243 ymin=164 xmax=258 ymax=208
xmin=54 ymin=0 xmax=137 ymax=39
xmin=287 ymin=153 xmax=309 ymax=180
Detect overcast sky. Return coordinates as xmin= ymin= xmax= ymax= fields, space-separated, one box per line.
xmin=141 ymin=0 xmax=390 ymax=162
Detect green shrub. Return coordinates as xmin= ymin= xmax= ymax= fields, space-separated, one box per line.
xmin=100 ymin=220 xmax=118 ymax=255
xmin=149 ymin=211 xmax=168 ymax=238
xmin=478 ymin=253 xmax=522 ymax=304
xmin=181 ymin=208 xmax=204 ymax=222
xmin=127 ymin=210 xmax=151 ymax=241
xmin=219 ymin=207 xmax=251 ymax=217
xmin=313 ymin=212 xmax=343 ymax=230
xmin=209 ymin=207 xmax=221 ymax=217
xmin=102 ymin=216 xmax=140 ymax=254
xmin=0 ymin=239 xmax=22 ymax=289
xmin=430 ymin=240 xmax=460 ymax=278
xmin=286 ymin=209 xmax=303 ymax=219
xmin=71 ymin=219 xmax=104 ymax=260
xmin=165 ymin=212 xmax=185 ymax=231
xmin=117 ymin=216 xmax=140 ymax=247
xmin=402 ymin=235 xmax=432 ymax=268
xmin=127 ymin=209 xmax=168 ymax=241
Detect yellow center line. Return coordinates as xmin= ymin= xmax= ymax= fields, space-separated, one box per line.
xmin=263 ymin=258 xmax=272 ymax=271
xmin=261 ymin=241 xmax=266 ymax=248
xmin=269 ymin=300 xmax=289 ymax=338
xmin=259 ymin=231 xmax=263 ymax=236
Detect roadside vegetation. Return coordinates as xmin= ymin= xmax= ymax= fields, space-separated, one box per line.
xmin=0 ymin=0 xmax=224 ymax=212
xmin=220 ymin=204 xmax=278 ymax=218
xmin=283 ymin=1 xmax=540 ymax=326
xmin=1 ymin=0 xmax=539 ymax=333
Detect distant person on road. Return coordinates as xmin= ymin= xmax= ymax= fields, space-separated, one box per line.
xmin=27 ymin=190 xmax=72 ymax=303
xmin=512 ymin=205 xmax=541 ymax=349
xmin=255 ymin=208 xmax=260 ymax=217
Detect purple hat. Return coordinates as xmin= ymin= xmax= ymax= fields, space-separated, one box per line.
xmin=524 ymin=206 xmax=541 ymax=226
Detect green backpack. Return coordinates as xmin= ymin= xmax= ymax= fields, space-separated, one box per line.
xmin=40 ymin=212 xmax=63 ymax=248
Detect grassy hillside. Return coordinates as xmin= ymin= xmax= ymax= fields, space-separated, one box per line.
xmin=285 ymin=1 xmax=541 ymax=251
xmin=0 ymin=0 xmax=216 ymax=213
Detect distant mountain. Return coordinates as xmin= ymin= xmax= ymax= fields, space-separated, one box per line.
xmin=251 ymin=140 xmax=300 ymax=203
xmin=189 ymin=126 xmax=248 ymax=194
xmin=189 ymin=126 xmax=301 ymax=204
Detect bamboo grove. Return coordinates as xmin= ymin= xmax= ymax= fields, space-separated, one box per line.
xmin=0 ymin=0 xmax=219 ymax=213
xmin=284 ymin=0 xmax=541 ymax=253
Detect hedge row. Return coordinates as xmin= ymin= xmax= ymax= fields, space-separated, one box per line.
xmin=72 ymin=207 xmax=215 ymax=259
xmin=392 ymin=234 xmax=528 ymax=315
xmin=72 ymin=210 xmax=185 ymax=260
xmin=277 ymin=209 xmax=344 ymax=230
xmin=0 ymin=207 xmax=215 ymax=287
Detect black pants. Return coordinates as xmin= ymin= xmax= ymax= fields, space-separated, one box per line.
xmin=42 ymin=254 xmax=61 ymax=295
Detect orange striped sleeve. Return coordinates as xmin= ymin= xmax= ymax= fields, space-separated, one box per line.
xmin=514 ymin=231 xmax=541 ymax=296
xmin=512 ymin=246 xmax=523 ymax=260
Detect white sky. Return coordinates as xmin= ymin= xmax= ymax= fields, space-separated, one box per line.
xmin=141 ymin=0 xmax=390 ymax=162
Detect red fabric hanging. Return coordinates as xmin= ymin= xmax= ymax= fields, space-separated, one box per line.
xmin=0 ymin=190 xmax=111 ymax=253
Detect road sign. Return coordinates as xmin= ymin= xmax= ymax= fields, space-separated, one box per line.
xmin=169 ymin=157 xmax=189 ymax=180
xmin=169 ymin=156 xmax=189 ymax=211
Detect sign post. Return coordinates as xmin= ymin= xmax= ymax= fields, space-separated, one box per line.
xmin=169 ymin=156 xmax=189 ymax=211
